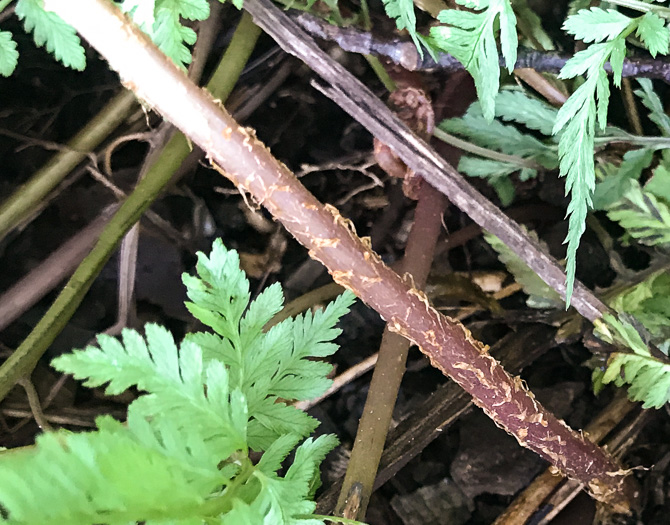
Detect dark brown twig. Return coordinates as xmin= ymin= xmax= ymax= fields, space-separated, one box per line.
xmin=290 ymin=10 xmax=670 ymax=80
xmin=335 ymin=72 xmax=475 ymax=519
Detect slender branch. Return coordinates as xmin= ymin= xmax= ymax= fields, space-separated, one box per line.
xmin=0 ymin=204 xmax=119 ymax=333
xmin=45 ymin=0 xmax=636 ymax=511
xmin=336 ymin=73 xmax=474 ymax=519
xmin=432 ymin=127 xmax=541 ymax=168
xmin=290 ymin=9 xmax=670 ymax=80
xmin=0 ymin=90 xmax=137 ymax=242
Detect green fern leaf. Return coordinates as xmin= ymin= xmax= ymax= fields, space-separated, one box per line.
xmin=609 ymin=273 xmax=670 ymax=343
xmin=562 ymin=7 xmax=631 ymax=43
xmin=286 ymin=434 xmax=339 ymax=498
xmin=553 ymin=8 xmax=633 ymax=305
xmin=0 ymin=31 xmax=19 ymax=77
xmin=485 ymin=230 xmax=563 ymax=308
xmin=15 ymin=0 xmax=86 ymax=70
xmin=636 ymin=11 xmax=670 ymax=57
xmin=635 ymin=79 xmax=670 ymax=136
xmin=122 ymin=0 xmax=210 ymax=68
xmin=607 ymin=180 xmax=670 ymax=246
xmin=595 ymin=313 xmax=670 ymax=408
xmin=52 ymin=324 xmax=249 ymax=462
xmin=493 ymin=88 xmax=558 ymax=136
xmin=441 ymin=104 xmax=550 ymax=158
xmin=183 ymin=238 xmax=251 ymax=343
xmin=645 ymin=156 xmax=670 ymax=203
xmin=431 ymin=0 xmax=518 ymax=121
xmin=0 ymin=417 xmax=223 ymax=523
xmin=4 ymin=239 xmax=348 ymax=524
xmin=592 ymin=148 xmax=654 ymax=210
xmin=439 ymin=92 xmax=557 ymax=203
xmin=182 ymin=242 xmax=354 ymax=449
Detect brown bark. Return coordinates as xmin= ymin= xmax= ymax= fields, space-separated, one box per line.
xmin=45 ymin=0 xmax=636 ymax=512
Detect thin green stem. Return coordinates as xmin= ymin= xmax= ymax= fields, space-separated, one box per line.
xmin=605 ymin=0 xmax=670 ymax=19
xmin=307 ymin=515 xmax=367 ymax=524
xmin=433 ymin=127 xmax=542 ymax=169
xmin=200 ymin=457 xmax=256 ymax=516
xmin=0 ymin=90 xmax=137 ymax=242
xmin=594 ymin=134 xmax=670 ymax=149
xmin=363 ymin=55 xmax=396 ymax=92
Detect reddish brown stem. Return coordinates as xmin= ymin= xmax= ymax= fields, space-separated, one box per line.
xmin=336 ymin=178 xmax=448 ymax=519
xmin=46 ymin=0 xmax=636 ymax=512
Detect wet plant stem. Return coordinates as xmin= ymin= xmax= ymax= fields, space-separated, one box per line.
xmin=335 ymin=181 xmax=448 ymax=519
xmin=336 ymin=72 xmax=475 ymax=519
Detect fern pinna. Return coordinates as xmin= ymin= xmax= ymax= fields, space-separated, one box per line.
xmin=0 ymin=240 xmax=356 ymax=524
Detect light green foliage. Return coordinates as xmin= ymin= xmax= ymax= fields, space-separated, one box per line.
xmin=592 ymin=148 xmax=654 ymax=210
xmin=592 ymin=79 xmax=670 ymax=210
xmin=182 ymin=240 xmax=356 ymax=450
xmin=644 ymin=155 xmax=670 ymax=203
xmin=494 ymin=88 xmax=558 ymax=136
xmin=553 ymin=8 xmax=633 ymax=306
xmin=609 ymin=273 xmax=670 ymax=344
xmin=594 ymin=313 xmax=670 ymax=408
xmin=382 ymin=0 xmax=422 ymax=56
xmin=635 ymin=79 xmax=670 ymax=136
xmin=0 ymin=30 xmax=18 ymax=76
xmin=554 ymin=6 xmax=670 ymax=305
xmin=439 ymin=88 xmax=557 ymax=203
xmin=484 ymin=229 xmax=563 ymax=308
xmin=120 ymin=0 xmax=211 ymax=68
xmin=636 ymin=11 xmax=670 ymax=56
xmin=3 ymin=0 xmax=214 ymax=75
xmin=430 ymin=0 xmax=518 ymax=121
xmin=607 ymin=179 xmax=670 ymax=247
xmin=562 ymin=7 xmax=631 ymax=42
xmin=0 ymin=240 xmax=355 ymax=524
xmin=15 ymin=0 xmax=86 ymax=71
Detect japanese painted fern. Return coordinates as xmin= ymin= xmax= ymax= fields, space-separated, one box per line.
xmin=0 ymin=239 xmax=356 ymax=524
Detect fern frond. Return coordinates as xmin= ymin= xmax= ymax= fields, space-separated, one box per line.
xmin=553 ymin=7 xmax=634 ymax=305
xmin=180 ymin=240 xmax=355 ymax=449
xmin=52 ymin=325 xmax=249 ymax=462
xmin=592 ymin=148 xmax=654 ymax=210
xmin=430 ymin=0 xmax=518 ymax=120
xmin=121 ymin=0 xmax=210 ymax=69
xmin=183 ymin=238 xmax=251 ymax=343
xmin=595 ymin=313 xmax=670 ymax=408
xmin=484 ymin=229 xmax=563 ymax=308
xmin=0 ymin=31 xmax=19 ymax=77
xmin=493 ymin=88 xmax=559 ymax=136
xmin=0 ymin=417 xmax=224 ymax=524
xmin=438 ymin=90 xmax=557 ymax=202
xmin=2 ymin=239 xmax=350 ymax=523
xmin=635 ymin=79 xmax=670 ymax=136
xmin=607 ymin=180 xmax=670 ymax=246
xmin=15 ymin=0 xmax=86 ymax=70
